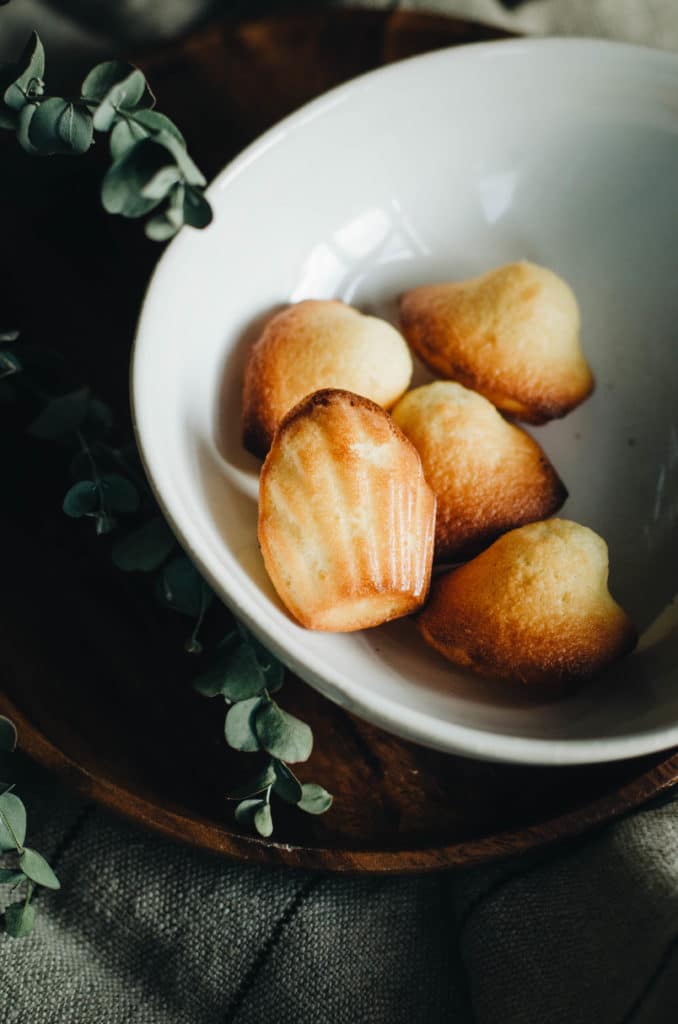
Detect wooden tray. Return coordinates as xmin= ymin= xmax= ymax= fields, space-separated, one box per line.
xmin=0 ymin=7 xmax=676 ymax=873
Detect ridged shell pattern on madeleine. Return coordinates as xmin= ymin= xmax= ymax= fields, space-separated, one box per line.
xmin=399 ymin=261 xmax=594 ymax=424
xmin=258 ymin=388 xmax=436 ymax=631
xmin=391 ymin=381 xmax=567 ymax=562
xmin=243 ymin=300 xmax=412 ymax=457
xmin=418 ymin=519 xmax=636 ymax=687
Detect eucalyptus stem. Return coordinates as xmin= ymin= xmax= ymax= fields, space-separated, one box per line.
xmin=111 ymin=458 xmax=147 ymax=498
xmin=0 ymin=29 xmax=327 ymax=871
xmin=0 ymin=28 xmax=216 ymax=940
xmin=0 ymin=32 xmax=213 ymax=240
xmin=0 ymin=715 xmax=60 ymax=937
xmin=185 ymin=584 xmax=210 ymax=654
xmin=74 ymin=431 xmax=115 ymax=534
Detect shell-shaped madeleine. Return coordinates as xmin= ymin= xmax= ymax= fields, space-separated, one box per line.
xmin=243 ymin=300 xmax=412 ymax=457
xmin=418 ymin=519 xmax=637 ymax=687
xmin=391 ymin=382 xmax=567 ymax=562
xmin=400 ymin=261 xmax=594 ymax=424
xmin=259 ymin=388 xmax=436 ymax=631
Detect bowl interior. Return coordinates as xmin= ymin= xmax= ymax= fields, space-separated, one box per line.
xmin=134 ymin=39 xmax=678 ymax=763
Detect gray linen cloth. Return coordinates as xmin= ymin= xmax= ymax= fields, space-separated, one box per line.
xmin=1 ymin=3 xmax=677 ymax=1022
xmin=1 ymin=757 xmax=677 ymax=1023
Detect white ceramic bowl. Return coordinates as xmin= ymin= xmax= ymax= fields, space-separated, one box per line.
xmin=133 ymin=38 xmax=678 ymax=765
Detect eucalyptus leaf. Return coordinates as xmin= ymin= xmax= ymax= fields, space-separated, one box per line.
xmin=0 ymin=793 xmax=27 ymax=851
xmin=19 ymin=849 xmax=60 ymax=890
xmin=100 ymin=474 xmax=139 ymax=514
xmin=0 ymin=76 xmax=16 ymax=129
xmin=192 ymin=658 xmax=234 ymax=698
xmin=144 ymin=214 xmax=179 ymax=242
xmin=111 ymin=517 xmax=175 ymax=572
xmin=155 ymin=130 xmax=206 ymax=186
xmin=224 ymin=697 xmax=262 ymax=753
xmin=4 ymin=900 xmax=36 ymax=938
xmin=234 ymin=798 xmax=263 ymax=827
xmin=0 ymin=717 xmax=17 ymax=754
xmin=157 ymin=557 xmax=213 ymax=617
xmin=4 ymin=32 xmax=44 ymax=112
xmin=101 ymin=138 xmax=169 ymax=219
xmin=194 ymin=640 xmax=283 ymax=701
xmin=272 ymin=760 xmax=302 ymax=805
xmin=235 ymin=624 xmax=285 ymax=692
xmin=0 ymin=868 xmax=23 ymax=885
xmin=81 ymin=60 xmax=136 ymax=103
xmin=255 ymin=701 xmax=313 ymax=764
xmin=141 ymin=165 xmax=180 ymax=201
xmin=227 ymin=761 xmax=276 ymax=800
xmin=166 ymin=182 xmax=186 ymax=229
xmin=253 ymin=802 xmax=273 ymax=838
xmin=260 ymin=656 xmax=284 ymax=694
xmin=28 ymin=387 xmax=90 ymax=439
xmin=109 ymin=117 xmax=147 ymax=160
xmin=109 ymin=108 xmax=184 ymax=162
xmin=0 ymin=350 xmax=21 ymax=378
xmin=95 ymin=513 xmax=115 ymax=537
xmin=91 ymin=68 xmax=147 ymax=131
xmin=57 ymin=102 xmax=93 ymax=154
xmin=28 ymin=97 xmax=70 ymax=154
xmin=16 ymin=103 xmax=38 ymax=153
xmin=183 ymin=187 xmax=213 ymax=229
xmin=62 ymin=480 xmax=98 ymax=518
xmin=297 ymin=783 xmax=333 ymax=815
xmin=197 ymin=644 xmax=265 ymax=701
xmin=92 ymin=99 xmax=121 ymax=134
xmin=131 ymin=109 xmax=184 ymax=145
xmin=27 ymin=96 xmax=94 ymax=156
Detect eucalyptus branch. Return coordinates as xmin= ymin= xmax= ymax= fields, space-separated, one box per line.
xmin=0 ymin=29 xmax=328 ymax=907
xmin=0 ymin=32 xmax=213 ymax=240
xmin=0 ymin=716 xmax=61 ymax=938
xmin=197 ymin=625 xmax=333 ymax=836
xmin=2 ymin=330 xmax=333 ymax=866
xmin=0 ymin=29 xmax=215 ymax=938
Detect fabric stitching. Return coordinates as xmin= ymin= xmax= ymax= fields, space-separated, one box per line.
xmin=27 ymin=803 xmax=97 ymax=911
xmin=618 ymin=930 xmax=678 ymax=1024
xmin=222 ymin=874 xmax=326 ymax=1024
xmin=48 ymin=803 xmax=98 ymax=871
xmin=444 ymin=873 xmax=478 ymax=1024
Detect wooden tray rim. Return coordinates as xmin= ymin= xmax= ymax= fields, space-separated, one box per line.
xmin=4 ymin=693 xmax=676 ymax=873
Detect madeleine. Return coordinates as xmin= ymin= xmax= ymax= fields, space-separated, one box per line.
xmin=418 ymin=519 xmax=636 ymax=686
xmin=399 ymin=261 xmax=594 ymax=424
xmin=258 ymin=388 xmax=435 ymax=631
xmin=242 ymin=300 xmax=412 ymax=457
xmin=391 ymin=381 xmax=567 ymax=562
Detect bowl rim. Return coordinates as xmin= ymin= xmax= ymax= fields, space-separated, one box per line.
xmin=132 ymin=36 xmax=678 ymax=766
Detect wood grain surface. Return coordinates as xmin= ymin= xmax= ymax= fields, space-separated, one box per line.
xmin=0 ymin=7 xmax=675 ymax=872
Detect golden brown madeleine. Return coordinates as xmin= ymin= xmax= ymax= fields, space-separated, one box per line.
xmin=399 ymin=262 xmax=594 ymax=424
xmin=418 ymin=519 xmax=636 ymax=686
xmin=392 ymin=382 xmax=567 ymax=562
xmin=258 ymin=388 xmax=436 ymax=631
xmin=243 ymin=300 xmax=412 ymax=457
